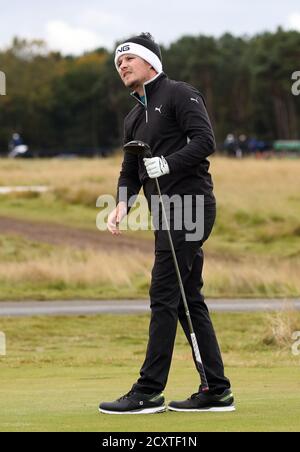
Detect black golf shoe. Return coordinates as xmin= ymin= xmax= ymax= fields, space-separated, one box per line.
xmin=99 ymin=390 xmax=166 ymax=415
xmin=168 ymin=388 xmax=235 ymax=412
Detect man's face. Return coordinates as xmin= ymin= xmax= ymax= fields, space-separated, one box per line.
xmin=117 ymin=54 xmax=152 ymax=89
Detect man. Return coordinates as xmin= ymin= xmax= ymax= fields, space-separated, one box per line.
xmin=99 ymin=33 xmax=234 ymax=414
xmin=8 ymin=133 xmax=29 ymax=158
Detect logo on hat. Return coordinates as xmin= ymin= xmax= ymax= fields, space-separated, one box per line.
xmin=117 ymin=45 xmax=131 ymax=54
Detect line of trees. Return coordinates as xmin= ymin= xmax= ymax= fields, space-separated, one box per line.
xmin=0 ymin=28 xmax=299 ymax=153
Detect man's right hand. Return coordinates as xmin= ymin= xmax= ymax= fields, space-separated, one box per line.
xmin=107 ymin=202 xmax=128 ymax=235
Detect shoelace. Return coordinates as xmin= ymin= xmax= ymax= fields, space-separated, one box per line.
xmin=190 ymin=392 xmax=201 ymax=400
xmin=117 ymin=390 xmax=135 ymax=401
xmin=190 ymin=387 xmax=209 ymax=399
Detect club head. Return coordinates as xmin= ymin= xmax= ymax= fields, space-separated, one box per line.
xmin=124 ymin=140 xmax=152 ymax=158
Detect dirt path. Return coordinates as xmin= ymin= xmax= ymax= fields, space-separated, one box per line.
xmin=0 ymin=216 xmax=153 ymax=253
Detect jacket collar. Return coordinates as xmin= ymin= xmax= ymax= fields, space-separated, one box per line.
xmin=130 ymin=72 xmax=167 ymax=105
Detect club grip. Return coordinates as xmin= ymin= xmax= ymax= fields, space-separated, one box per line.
xmin=144 ymin=149 xmax=152 ymax=158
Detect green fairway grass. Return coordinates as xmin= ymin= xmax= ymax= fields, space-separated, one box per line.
xmin=0 ymin=313 xmax=299 ymax=432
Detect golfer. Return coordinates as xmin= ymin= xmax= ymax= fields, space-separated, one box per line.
xmin=99 ymin=33 xmax=234 ymax=414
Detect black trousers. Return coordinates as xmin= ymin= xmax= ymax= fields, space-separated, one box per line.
xmin=132 ymin=203 xmax=231 ymax=394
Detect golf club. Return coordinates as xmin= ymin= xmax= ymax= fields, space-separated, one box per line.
xmin=124 ymin=140 xmax=209 ymax=392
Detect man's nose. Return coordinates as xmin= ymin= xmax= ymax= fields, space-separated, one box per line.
xmin=119 ymin=59 xmax=129 ymax=71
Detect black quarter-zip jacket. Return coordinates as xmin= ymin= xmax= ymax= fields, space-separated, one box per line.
xmin=117 ymin=72 xmax=216 ymax=212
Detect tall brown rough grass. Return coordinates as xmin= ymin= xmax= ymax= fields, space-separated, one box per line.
xmin=0 ymin=156 xmax=300 ymax=298
xmin=0 ymin=248 xmax=152 ymax=287
xmin=263 ymin=302 xmax=300 ymax=348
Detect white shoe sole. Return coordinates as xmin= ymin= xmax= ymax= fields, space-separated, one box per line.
xmin=99 ymin=405 xmax=167 ymax=415
xmin=168 ymin=405 xmax=236 ymax=413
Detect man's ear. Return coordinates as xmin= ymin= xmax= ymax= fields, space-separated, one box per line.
xmin=149 ymin=64 xmax=157 ymax=74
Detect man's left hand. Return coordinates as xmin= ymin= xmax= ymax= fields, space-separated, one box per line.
xmin=143 ymin=156 xmax=170 ymax=179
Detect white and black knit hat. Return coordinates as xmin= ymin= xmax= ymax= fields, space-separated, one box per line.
xmin=115 ymin=32 xmax=162 ymax=74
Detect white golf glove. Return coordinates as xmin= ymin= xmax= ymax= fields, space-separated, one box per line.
xmin=143 ymin=156 xmax=170 ymax=179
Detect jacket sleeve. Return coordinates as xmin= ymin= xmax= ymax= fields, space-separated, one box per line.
xmin=116 ymin=119 xmax=142 ymax=213
xmin=165 ymin=82 xmax=216 ymax=173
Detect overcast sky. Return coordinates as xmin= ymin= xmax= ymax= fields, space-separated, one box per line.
xmin=0 ymin=0 xmax=300 ymax=55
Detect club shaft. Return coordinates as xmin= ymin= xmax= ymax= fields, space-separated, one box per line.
xmin=154 ymin=178 xmax=209 ymax=391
